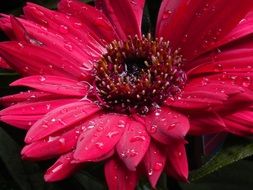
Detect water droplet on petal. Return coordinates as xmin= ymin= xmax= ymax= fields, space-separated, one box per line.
xmin=59 ymin=138 xmax=65 ymax=145
xmin=51 ymin=163 xmax=63 ymax=173
xmin=73 ymin=22 xmax=83 ymax=28
xmin=95 ymin=142 xmax=104 ymax=149
xmin=107 ymin=131 xmax=120 ymax=138
xmin=59 ymin=25 xmax=69 ymax=34
xmin=153 ymin=162 xmax=163 ymax=171
xmin=130 ymin=135 xmax=146 ymax=142
xmin=149 ymin=124 xmax=157 ymax=134
xmin=118 ymin=120 xmax=126 ymax=128
xmin=148 ymin=169 xmax=153 ymax=176
xmin=129 ymin=149 xmax=138 ymax=157
xmin=64 ymin=42 xmax=73 ymax=51
xmin=162 ymin=10 xmax=172 ymax=19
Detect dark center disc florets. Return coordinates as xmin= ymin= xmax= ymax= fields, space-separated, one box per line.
xmin=95 ymin=34 xmax=187 ymax=114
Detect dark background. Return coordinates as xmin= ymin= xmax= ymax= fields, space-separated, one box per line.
xmin=0 ymin=1 xmax=253 ymax=190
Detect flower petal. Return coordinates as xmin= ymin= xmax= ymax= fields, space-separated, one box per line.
xmin=23 ymin=3 xmax=105 ymax=56
xmin=116 ymin=119 xmax=150 ymax=171
xmin=0 ymin=90 xmax=60 ymax=106
xmin=96 ymin=0 xmax=144 ymax=39
xmin=44 ymin=152 xmax=80 ymax=182
xmin=0 ymin=115 xmax=42 ymax=130
xmin=224 ymin=109 xmax=253 ymax=136
xmin=74 ymin=114 xmax=128 ymax=162
xmin=104 ymin=157 xmax=138 ymax=190
xmin=25 ymin=101 xmax=100 ymax=143
xmin=188 ymin=111 xmax=226 ymax=135
xmin=166 ymin=141 xmax=188 ymax=182
xmin=143 ymin=142 xmax=166 ymax=188
xmin=0 ymin=99 xmax=78 ymax=116
xmin=0 ymin=41 xmax=88 ymax=79
xmin=211 ymin=10 xmax=253 ymax=51
xmin=0 ymin=56 xmax=11 ymax=69
xmin=143 ymin=106 xmax=189 ymax=144
xmin=0 ymin=15 xmax=97 ymax=78
xmin=58 ymin=0 xmax=118 ymax=43
xmin=10 ymin=75 xmax=89 ymax=97
xmin=188 ymin=48 xmax=253 ymax=76
xmin=22 ymin=126 xmax=82 ymax=160
xmin=156 ymin=0 xmax=253 ymax=59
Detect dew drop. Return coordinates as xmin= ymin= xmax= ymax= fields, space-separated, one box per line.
xmin=148 ymin=169 xmax=153 ymax=176
xmin=87 ymin=121 xmax=95 ymax=129
xmin=107 ymin=131 xmax=120 ymax=138
xmin=97 ymin=126 xmax=104 ymax=132
xmin=42 ymin=124 xmax=48 ymax=128
xmin=59 ymin=138 xmax=65 ymax=145
xmin=95 ymin=142 xmax=104 ymax=149
xmin=215 ymin=63 xmax=223 ymax=72
xmin=130 ymin=135 xmax=146 ymax=142
xmin=201 ymin=77 xmax=209 ymax=86
xmin=46 ymin=104 xmax=51 ymax=110
xmin=39 ymin=75 xmax=46 ymax=82
xmin=64 ymin=42 xmax=73 ymax=51
xmin=59 ymin=25 xmax=69 ymax=34
xmin=242 ymin=76 xmax=251 ymax=87
xmin=118 ymin=120 xmax=126 ymax=128
xmin=153 ymin=162 xmax=163 ymax=171
xmin=149 ymin=124 xmax=157 ymax=134
xmin=73 ymin=22 xmax=83 ymax=28
xmin=51 ymin=163 xmax=63 ymax=173
xmin=162 ymin=10 xmax=172 ymax=19
xmin=58 ymin=119 xmax=67 ymax=126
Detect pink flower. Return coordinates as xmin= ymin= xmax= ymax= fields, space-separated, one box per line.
xmin=1 ymin=0 xmax=253 ymax=189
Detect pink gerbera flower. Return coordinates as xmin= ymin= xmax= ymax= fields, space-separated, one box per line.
xmin=1 ymin=0 xmax=253 ymax=189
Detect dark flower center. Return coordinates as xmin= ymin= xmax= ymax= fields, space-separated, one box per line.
xmin=95 ymin=34 xmax=187 ymax=114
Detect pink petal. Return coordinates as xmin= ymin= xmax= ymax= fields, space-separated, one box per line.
xmin=166 ymin=141 xmax=188 ymax=182
xmin=10 ymin=75 xmax=89 ymax=97
xmin=0 ymin=41 xmax=88 ymax=79
xmin=212 ymin=10 xmax=253 ymax=51
xmin=188 ymin=111 xmax=226 ymax=135
xmin=165 ymin=90 xmax=227 ymax=110
xmin=156 ymin=0 xmax=253 ymax=59
xmin=0 ymin=99 xmax=78 ymax=116
xmin=0 ymin=15 xmax=97 ymax=78
xmin=0 ymin=115 xmax=42 ymax=130
xmin=188 ymin=48 xmax=253 ymax=76
xmin=9 ymin=16 xmax=33 ymax=43
xmin=58 ymin=0 xmax=118 ymax=43
xmin=22 ymin=126 xmax=82 ymax=160
xmin=104 ymin=157 xmax=138 ymax=190
xmin=0 ymin=56 xmax=11 ymax=69
xmin=74 ymin=114 xmax=128 ymax=162
xmin=143 ymin=106 xmax=189 ymax=144
xmin=116 ymin=119 xmax=150 ymax=171
xmin=143 ymin=142 xmax=166 ymax=188
xmin=0 ymin=90 xmax=61 ymax=106
xmin=95 ymin=0 xmax=144 ymax=39
xmin=25 ymin=101 xmax=100 ymax=143
xmin=44 ymin=152 xmax=80 ymax=182
xmin=23 ymin=3 xmax=104 ymax=57
xmin=224 ymin=109 xmax=253 ymax=136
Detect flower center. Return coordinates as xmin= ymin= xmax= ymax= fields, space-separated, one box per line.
xmin=95 ymin=34 xmax=187 ymax=114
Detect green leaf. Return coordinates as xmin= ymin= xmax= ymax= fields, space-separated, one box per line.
xmin=181 ymin=160 xmax=253 ymax=190
xmin=190 ymin=136 xmax=253 ymax=182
